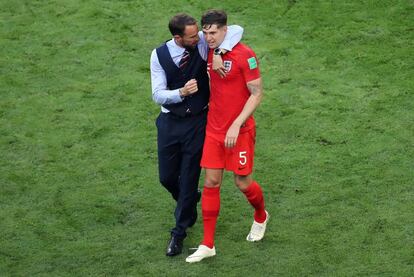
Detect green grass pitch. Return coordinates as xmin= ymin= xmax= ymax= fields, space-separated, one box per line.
xmin=1 ymin=0 xmax=413 ymax=276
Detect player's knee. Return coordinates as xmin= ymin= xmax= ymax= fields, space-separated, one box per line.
xmin=204 ymin=177 xmax=221 ymax=188
xmin=234 ymin=175 xmax=251 ymax=191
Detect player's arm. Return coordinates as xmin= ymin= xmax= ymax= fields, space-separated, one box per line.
xmin=225 ymin=77 xmax=263 ymax=148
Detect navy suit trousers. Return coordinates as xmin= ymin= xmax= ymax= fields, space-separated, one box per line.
xmin=156 ymin=111 xmax=206 ymax=238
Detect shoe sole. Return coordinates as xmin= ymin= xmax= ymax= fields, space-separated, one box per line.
xmin=186 ymin=252 xmax=216 ymax=263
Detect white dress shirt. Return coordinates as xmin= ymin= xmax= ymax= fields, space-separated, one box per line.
xmin=150 ymin=25 xmax=243 ymax=113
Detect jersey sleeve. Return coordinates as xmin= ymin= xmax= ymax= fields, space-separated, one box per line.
xmin=240 ymin=49 xmax=261 ymax=83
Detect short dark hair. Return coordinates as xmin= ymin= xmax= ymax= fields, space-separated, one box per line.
xmin=201 ymin=9 xmax=227 ymax=29
xmin=168 ymin=13 xmax=197 ymax=36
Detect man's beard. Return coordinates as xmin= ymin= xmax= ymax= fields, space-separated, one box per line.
xmin=183 ymin=43 xmax=196 ymax=51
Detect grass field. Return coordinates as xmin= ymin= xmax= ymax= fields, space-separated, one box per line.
xmin=1 ymin=0 xmax=413 ymax=276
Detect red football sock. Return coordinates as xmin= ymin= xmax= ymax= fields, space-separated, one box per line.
xmin=242 ymin=181 xmax=266 ymax=223
xmin=201 ymin=186 xmax=220 ymax=248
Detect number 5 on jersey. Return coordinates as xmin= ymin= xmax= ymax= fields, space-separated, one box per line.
xmin=239 ymin=151 xmax=247 ymax=166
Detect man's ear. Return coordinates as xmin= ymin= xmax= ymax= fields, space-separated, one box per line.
xmin=173 ymin=35 xmax=182 ymax=42
xmin=223 ymin=26 xmax=227 ymax=32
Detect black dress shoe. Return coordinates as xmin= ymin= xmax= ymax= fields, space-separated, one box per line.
xmin=166 ymin=236 xmax=183 ymax=256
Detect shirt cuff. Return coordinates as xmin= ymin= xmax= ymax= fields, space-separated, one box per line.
xmin=171 ymin=89 xmax=183 ymax=103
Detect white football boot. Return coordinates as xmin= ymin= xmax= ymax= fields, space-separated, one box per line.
xmin=246 ymin=210 xmax=269 ymax=242
xmin=185 ymin=245 xmax=216 ymax=263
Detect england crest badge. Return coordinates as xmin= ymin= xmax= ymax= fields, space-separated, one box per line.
xmin=223 ymin=60 xmax=232 ymax=72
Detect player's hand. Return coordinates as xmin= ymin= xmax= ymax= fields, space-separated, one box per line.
xmin=180 ymin=79 xmax=198 ymax=96
xmin=225 ymin=123 xmax=240 ymax=148
xmin=212 ymin=54 xmax=227 ymax=78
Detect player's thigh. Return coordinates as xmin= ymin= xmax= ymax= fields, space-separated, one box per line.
xmin=201 ymin=133 xmax=225 ymax=170
xmin=226 ymin=128 xmax=256 ymax=176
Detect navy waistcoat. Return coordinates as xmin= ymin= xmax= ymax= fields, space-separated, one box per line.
xmin=156 ymin=43 xmax=209 ymax=117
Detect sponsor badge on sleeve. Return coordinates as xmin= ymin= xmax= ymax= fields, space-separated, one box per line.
xmin=247 ymin=57 xmax=257 ymax=70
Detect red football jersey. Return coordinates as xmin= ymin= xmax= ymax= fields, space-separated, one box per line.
xmin=206 ymin=43 xmax=261 ymax=134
